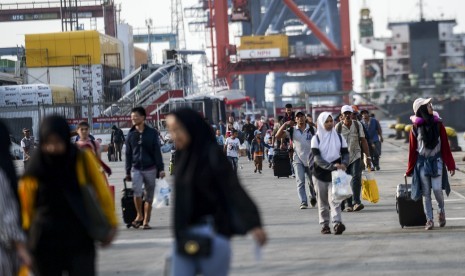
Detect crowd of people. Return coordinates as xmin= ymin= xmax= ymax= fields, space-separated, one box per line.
xmin=1 ymin=97 xmax=457 ymax=275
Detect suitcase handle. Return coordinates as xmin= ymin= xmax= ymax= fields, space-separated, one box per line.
xmin=123 ymin=178 xmax=129 ymax=190
xmin=404 ymin=176 xmax=408 ymax=191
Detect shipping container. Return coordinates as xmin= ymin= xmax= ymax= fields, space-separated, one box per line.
xmin=25 ymin=30 xmax=124 ymax=69
xmin=238 ymin=35 xmax=289 ymax=59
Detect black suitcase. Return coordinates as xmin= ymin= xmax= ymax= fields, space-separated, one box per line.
xmin=273 ymin=149 xmax=292 ymax=178
xmin=396 ymin=177 xmax=426 ymax=228
xmin=121 ymin=179 xmax=143 ymax=228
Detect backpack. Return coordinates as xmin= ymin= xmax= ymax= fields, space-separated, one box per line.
xmin=316 ymin=133 xmax=343 ymax=153
xmin=336 ymin=120 xmax=366 ymax=147
xmin=113 ymin=129 xmax=124 ymax=143
xmin=289 ymin=126 xmax=315 ymax=141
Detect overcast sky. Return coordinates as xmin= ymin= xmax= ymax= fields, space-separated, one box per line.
xmin=1 ymin=0 xmax=465 ymax=91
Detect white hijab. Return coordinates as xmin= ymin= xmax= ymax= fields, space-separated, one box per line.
xmin=314 ymin=112 xmax=342 ymax=162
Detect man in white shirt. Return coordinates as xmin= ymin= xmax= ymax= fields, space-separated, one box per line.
xmin=224 ymin=129 xmax=241 ymax=173
xmin=20 ymin=128 xmax=35 ymax=169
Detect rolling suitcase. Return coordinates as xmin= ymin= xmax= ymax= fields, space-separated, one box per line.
xmin=396 ymin=177 xmax=426 ymax=228
xmin=273 ymin=149 xmax=292 ymax=178
xmin=121 ymin=179 xmax=143 ymax=228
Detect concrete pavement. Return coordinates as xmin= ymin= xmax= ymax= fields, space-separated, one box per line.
xmin=93 ymin=135 xmax=465 ymax=276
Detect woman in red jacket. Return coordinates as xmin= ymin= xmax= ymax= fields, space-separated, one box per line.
xmin=406 ymin=98 xmax=455 ymax=230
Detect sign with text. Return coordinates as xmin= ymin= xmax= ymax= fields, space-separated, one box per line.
xmin=67 ymin=115 xmax=157 ymax=124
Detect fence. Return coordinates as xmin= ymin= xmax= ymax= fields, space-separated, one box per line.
xmin=0 ymin=97 xmax=218 ymax=144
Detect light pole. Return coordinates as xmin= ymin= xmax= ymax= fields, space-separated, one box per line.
xmin=146 ymin=18 xmax=153 ymax=67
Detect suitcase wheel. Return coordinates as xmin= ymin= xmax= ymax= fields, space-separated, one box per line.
xmin=126 ymin=224 xmax=132 ymax=229
xmin=277 ymin=177 xmax=280 ymax=179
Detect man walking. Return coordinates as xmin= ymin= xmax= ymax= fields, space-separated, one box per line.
xmin=276 ymin=111 xmax=317 ymax=209
xmin=242 ymin=116 xmax=257 ymax=161
xmin=224 ymin=129 xmax=241 ymax=173
xmin=360 ymin=109 xmax=383 ymax=170
xmin=335 ymin=105 xmax=372 ymax=212
xmin=20 ymin=128 xmax=34 ymax=169
xmin=111 ymin=125 xmax=125 ymax=161
xmin=125 ymin=107 xmax=165 ymax=229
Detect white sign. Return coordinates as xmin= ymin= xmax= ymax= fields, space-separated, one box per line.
xmin=238 ymin=48 xmax=281 ymax=59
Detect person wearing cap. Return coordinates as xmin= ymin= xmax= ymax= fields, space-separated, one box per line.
xmin=20 ymin=128 xmax=35 ymax=169
xmin=360 ymin=109 xmax=383 ymax=170
xmin=276 ymin=111 xmax=317 ymax=209
xmin=335 ymin=105 xmax=372 ymax=212
xmin=250 ymin=130 xmax=266 ymax=173
xmin=242 ymin=116 xmax=257 ymax=161
xmin=406 ymin=98 xmax=455 ymax=230
xmin=257 ymin=116 xmax=271 ymax=140
xmin=224 ymin=129 xmax=241 ymax=174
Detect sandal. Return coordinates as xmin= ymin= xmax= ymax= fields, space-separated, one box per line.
xmin=142 ymin=224 xmax=152 ymax=230
xmin=131 ymin=220 xmax=143 ymax=229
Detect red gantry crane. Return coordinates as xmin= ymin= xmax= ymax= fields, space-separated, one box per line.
xmin=207 ymin=0 xmax=353 ymax=103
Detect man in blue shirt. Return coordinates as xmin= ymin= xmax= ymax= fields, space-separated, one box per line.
xmin=360 ymin=110 xmax=383 ymax=170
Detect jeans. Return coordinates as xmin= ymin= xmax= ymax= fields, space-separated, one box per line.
xmin=345 ymin=158 xmax=362 ymax=206
xmin=420 ymin=158 xmax=445 ymax=221
xmin=171 ymin=224 xmax=231 ymax=276
xmin=313 ymin=177 xmax=342 ymax=225
xmin=245 ymin=140 xmax=252 ymax=161
xmin=371 ymin=141 xmax=381 ymax=167
xmin=294 ymin=162 xmax=316 ymax=204
xmin=227 ymin=156 xmax=238 ymax=173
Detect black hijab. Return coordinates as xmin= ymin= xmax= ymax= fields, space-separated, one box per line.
xmin=416 ymin=104 xmax=440 ymax=150
xmin=0 ymin=120 xmax=20 ymax=207
xmin=170 ymin=108 xmax=218 ymax=235
xmin=25 ymin=115 xmax=78 ymax=187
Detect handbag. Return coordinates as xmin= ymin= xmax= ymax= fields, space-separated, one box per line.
xmin=362 ymin=171 xmax=380 ymax=203
xmin=177 ymin=233 xmax=212 ymax=257
xmin=79 ymin=153 xmax=112 ymax=242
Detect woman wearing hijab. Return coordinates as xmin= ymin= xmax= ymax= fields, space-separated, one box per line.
xmin=406 ymin=98 xmax=455 ymax=230
xmin=311 ymin=112 xmax=349 ymax=235
xmin=18 ymin=115 xmax=117 ymax=275
xmin=0 ymin=120 xmax=32 ymax=274
xmin=165 ymin=108 xmax=267 ymax=276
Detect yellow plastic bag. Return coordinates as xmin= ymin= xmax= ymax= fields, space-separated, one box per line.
xmin=362 ymin=171 xmax=379 ymax=203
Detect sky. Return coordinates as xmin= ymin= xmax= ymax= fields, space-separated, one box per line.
xmin=1 ymin=0 xmax=465 ymax=91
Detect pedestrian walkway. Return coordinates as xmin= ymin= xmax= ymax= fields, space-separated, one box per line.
xmin=26 ymin=135 xmax=463 ymax=275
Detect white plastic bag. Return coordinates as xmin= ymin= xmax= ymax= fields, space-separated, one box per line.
xmin=331 ymin=169 xmax=353 ymax=202
xmin=153 ymin=178 xmax=171 ymax=208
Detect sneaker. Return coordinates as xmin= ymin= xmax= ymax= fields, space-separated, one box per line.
xmin=334 ymin=223 xmax=346 ymax=235
xmin=321 ymin=225 xmax=331 ymax=234
xmin=439 ymin=212 xmax=446 ymax=227
xmin=375 ymin=166 xmax=380 ymax=171
xmin=345 ymin=206 xmax=353 ymax=212
xmin=353 ymin=203 xmax=365 ymax=212
xmin=254 ymin=169 xmax=257 ymax=173
xmin=300 ymin=203 xmax=308 ymax=209
xmin=425 ymin=220 xmax=434 ymax=230
xmin=269 ymin=163 xmax=272 ymax=168
xmin=310 ymin=197 xmax=317 ymax=207
xmin=259 ymin=170 xmax=262 ymax=174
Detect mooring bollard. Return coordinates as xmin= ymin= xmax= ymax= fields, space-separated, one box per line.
xmin=395 ymin=124 xmax=405 ymax=140
xmin=445 ymin=126 xmax=461 ymax=152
